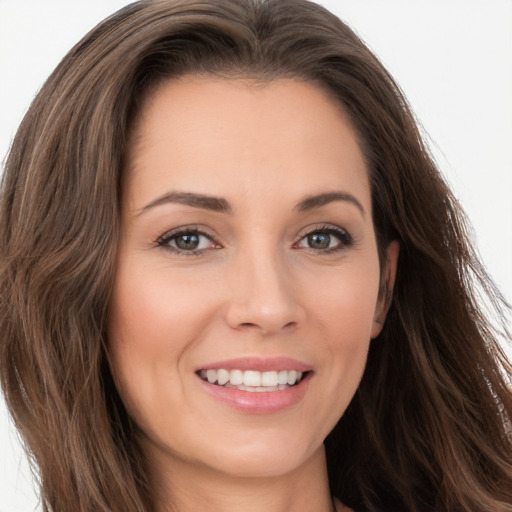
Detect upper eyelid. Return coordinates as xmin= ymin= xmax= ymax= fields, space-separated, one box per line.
xmin=156 ymin=225 xmax=218 ymax=243
xmin=296 ymin=223 xmax=350 ymax=238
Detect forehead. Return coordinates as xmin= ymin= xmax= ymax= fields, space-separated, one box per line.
xmin=124 ymin=77 xmax=370 ymax=213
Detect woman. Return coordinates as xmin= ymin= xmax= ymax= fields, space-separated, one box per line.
xmin=1 ymin=1 xmax=511 ymax=511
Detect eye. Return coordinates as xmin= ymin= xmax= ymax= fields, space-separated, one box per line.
xmin=156 ymin=227 xmax=219 ymax=254
xmin=296 ymin=226 xmax=352 ymax=252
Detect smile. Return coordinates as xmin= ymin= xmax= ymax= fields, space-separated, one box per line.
xmin=195 ymin=357 xmax=313 ymax=412
xmin=198 ymin=369 xmax=305 ymax=392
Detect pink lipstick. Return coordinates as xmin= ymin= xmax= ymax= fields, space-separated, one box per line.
xmin=195 ymin=357 xmax=313 ymax=413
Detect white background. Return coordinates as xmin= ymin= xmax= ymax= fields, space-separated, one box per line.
xmin=1 ymin=1 xmax=511 ymax=510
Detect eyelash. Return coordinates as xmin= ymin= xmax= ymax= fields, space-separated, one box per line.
xmin=156 ymin=226 xmax=217 ymax=256
xmin=296 ymin=225 xmax=354 ymax=254
xmin=156 ymin=224 xmax=353 ymax=256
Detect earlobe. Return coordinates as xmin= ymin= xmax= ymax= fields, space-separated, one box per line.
xmin=371 ymin=240 xmax=399 ymax=339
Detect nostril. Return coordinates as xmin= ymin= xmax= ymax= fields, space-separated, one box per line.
xmin=239 ymin=322 xmax=259 ymax=329
xmin=236 ymin=320 xmax=297 ymax=333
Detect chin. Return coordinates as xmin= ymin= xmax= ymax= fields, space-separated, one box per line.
xmin=142 ymin=420 xmax=326 ymax=480
xmin=202 ymin=445 xmax=322 ymax=479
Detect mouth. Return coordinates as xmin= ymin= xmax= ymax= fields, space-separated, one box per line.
xmin=197 ymin=368 xmax=309 ymax=392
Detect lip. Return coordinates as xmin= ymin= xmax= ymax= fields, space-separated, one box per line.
xmin=195 ymin=357 xmax=313 ymax=414
xmin=195 ymin=356 xmax=312 ymax=373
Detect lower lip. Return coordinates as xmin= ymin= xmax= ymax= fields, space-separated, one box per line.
xmin=198 ymin=373 xmax=311 ymax=414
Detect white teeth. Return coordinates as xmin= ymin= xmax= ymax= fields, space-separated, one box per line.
xmin=261 ymin=371 xmax=278 ymax=387
xmin=229 ymin=369 xmax=243 ymax=386
xmin=287 ymin=370 xmax=298 ymax=385
xmin=277 ymin=370 xmax=288 ymax=385
xmin=217 ymin=368 xmax=229 ymax=386
xmin=199 ymin=369 xmax=305 ymax=388
xmin=243 ymin=370 xmax=261 ymax=387
xmin=233 ymin=384 xmax=289 ymax=392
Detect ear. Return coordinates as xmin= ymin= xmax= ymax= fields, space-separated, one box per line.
xmin=371 ymin=240 xmax=399 ymax=339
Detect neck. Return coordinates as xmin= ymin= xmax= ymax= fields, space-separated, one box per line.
xmin=148 ymin=444 xmax=335 ymax=512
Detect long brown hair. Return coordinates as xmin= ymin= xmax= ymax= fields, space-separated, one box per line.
xmin=1 ymin=1 xmax=511 ymax=511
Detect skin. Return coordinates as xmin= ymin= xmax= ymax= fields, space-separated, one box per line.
xmin=108 ymin=77 xmax=398 ymax=512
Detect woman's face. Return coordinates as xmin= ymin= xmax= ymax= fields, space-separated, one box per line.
xmin=108 ymin=77 xmax=397 ymax=479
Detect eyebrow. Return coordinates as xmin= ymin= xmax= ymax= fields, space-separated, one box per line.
xmin=295 ymin=191 xmax=366 ymax=217
xmin=136 ymin=190 xmax=365 ymax=217
xmin=137 ymin=191 xmax=232 ymax=215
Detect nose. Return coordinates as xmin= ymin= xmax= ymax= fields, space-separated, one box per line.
xmin=225 ymin=247 xmax=305 ymax=335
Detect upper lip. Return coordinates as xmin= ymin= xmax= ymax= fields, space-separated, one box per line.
xmin=196 ymin=356 xmax=312 ymax=373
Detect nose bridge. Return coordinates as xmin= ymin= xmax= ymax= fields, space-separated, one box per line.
xmin=226 ymin=238 xmax=302 ymax=333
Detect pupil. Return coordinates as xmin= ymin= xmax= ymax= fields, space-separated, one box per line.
xmin=309 ymin=233 xmax=330 ymax=249
xmin=176 ymin=233 xmax=199 ymax=250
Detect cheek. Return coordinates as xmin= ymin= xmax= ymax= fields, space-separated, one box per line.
xmin=307 ymin=258 xmax=380 ymax=397
xmin=313 ymin=259 xmax=381 ymax=340
xmin=109 ymin=257 xmax=215 ymax=350
xmin=106 ymin=259 xmax=217 ymax=419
